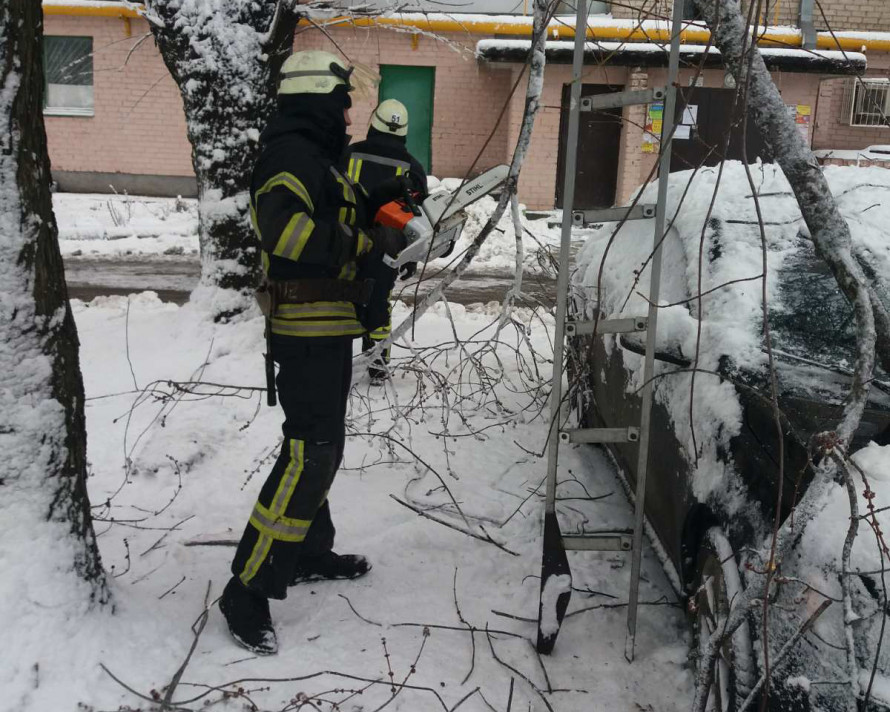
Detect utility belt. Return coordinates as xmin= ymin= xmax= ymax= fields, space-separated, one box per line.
xmin=255 ymin=278 xmax=375 ymax=317
xmin=258 ymin=278 xmax=375 ymax=408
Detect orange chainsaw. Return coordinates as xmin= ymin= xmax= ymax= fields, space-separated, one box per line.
xmin=374 ymin=164 xmax=509 ymax=270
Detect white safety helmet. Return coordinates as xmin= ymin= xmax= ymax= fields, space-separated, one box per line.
xmin=278 ymin=50 xmax=354 ymax=96
xmin=371 ymin=99 xmax=409 ymax=137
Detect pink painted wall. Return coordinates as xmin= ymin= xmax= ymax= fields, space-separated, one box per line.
xmin=41 ymin=14 xmax=890 ymax=209
xmin=295 ymin=26 xmax=513 ymax=184
xmin=44 ymin=15 xmax=193 ymax=177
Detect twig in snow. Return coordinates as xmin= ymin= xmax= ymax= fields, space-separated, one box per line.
xmin=158 ymin=575 xmax=187 ymax=600
xmin=172 ymin=671 xmax=452 ymax=710
xmin=528 ymin=641 xmax=552 ymax=694
xmin=484 ymin=626 xmax=554 ymax=712
xmin=371 ymin=628 xmax=430 ymax=712
xmin=100 ymin=662 xmax=187 ymax=710
xmin=452 ymin=568 xmax=476 ymax=685
xmin=381 ymin=637 xmax=396 ymax=694
xmin=392 ymin=621 xmax=525 ymax=639
xmin=162 ymin=581 xmax=213 ymax=707
xmin=449 ymin=686 xmax=482 ymax=712
xmin=338 ymin=593 xmax=383 ymax=627
xmin=182 ymin=539 xmax=238 ymax=547
xmin=125 ymin=297 xmax=139 ymax=392
xmin=390 ymin=495 xmax=519 ymax=556
xmin=111 ymin=538 xmax=131 ymax=578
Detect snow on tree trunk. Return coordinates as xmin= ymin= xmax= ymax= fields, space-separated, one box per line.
xmin=145 ymin=0 xmax=300 ymax=319
xmin=0 ymin=0 xmax=108 ymax=607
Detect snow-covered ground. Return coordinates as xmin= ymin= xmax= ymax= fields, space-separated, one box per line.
xmin=3 ymin=292 xmax=693 ymax=711
xmin=54 ymin=180 xmax=564 ymax=276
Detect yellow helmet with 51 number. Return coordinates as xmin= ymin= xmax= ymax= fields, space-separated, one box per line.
xmin=371 ymin=99 xmax=409 ymax=137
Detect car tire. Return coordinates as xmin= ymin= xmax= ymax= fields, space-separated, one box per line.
xmin=690 ymin=526 xmax=757 ymax=712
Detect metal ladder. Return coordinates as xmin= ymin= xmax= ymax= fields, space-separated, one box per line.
xmin=535 ymin=0 xmax=684 ymax=661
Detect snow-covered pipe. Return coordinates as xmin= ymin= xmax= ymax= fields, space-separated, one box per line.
xmin=41 ymin=4 xmax=890 ymax=52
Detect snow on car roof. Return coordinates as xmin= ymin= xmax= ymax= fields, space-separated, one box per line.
xmin=573 ymin=161 xmax=890 ymax=506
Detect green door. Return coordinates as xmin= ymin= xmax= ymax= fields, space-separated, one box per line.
xmin=379 ymin=65 xmax=435 ymax=173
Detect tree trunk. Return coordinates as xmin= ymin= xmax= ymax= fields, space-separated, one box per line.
xmin=0 ymin=0 xmax=107 ymax=599
xmin=145 ymin=0 xmax=300 ymax=319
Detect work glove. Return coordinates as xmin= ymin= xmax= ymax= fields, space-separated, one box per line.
xmin=367 ymin=176 xmax=409 ymax=218
xmin=369 ymin=224 xmax=407 ymax=259
xmin=357 ymin=226 xmax=405 ymax=332
xmin=399 ymin=262 xmax=418 ymax=281
xmin=332 ymin=223 xmax=376 ymax=267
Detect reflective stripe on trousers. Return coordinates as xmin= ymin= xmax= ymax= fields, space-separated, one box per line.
xmin=239 ymin=439 xmax=307 ymax=586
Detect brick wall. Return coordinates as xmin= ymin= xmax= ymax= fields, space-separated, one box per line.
xmin=615 ymin=67 xmax=649 ymax=204
xmin=42 ymin=13 xmax=890 ymax=211
xmin=607 ymin=0 xmax=890 ymax=30
xmin=296 ymin=28 xmax=513 ymax=182
xmin=609 ymin=0 xmax=672 ymax=21
xmin=609 ymin=0 xmax=798 ymax=26
xmin=44 ymin=15 xmax=193 ymax=179
xmin=813 ymin=54 xmax=890 ymax=151
xmin=813 ymin=0 xmax=890 ymax=33
xmin=820 ymin=156 xmax=890 ymax=167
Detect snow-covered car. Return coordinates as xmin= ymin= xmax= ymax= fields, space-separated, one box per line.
xmin=572 ymin=162 xmax=890 ymax=711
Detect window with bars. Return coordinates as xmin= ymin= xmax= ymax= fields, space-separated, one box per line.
xmin=848 ymin=78 xmax=890 ymax=128
xmin=43 ymin=36 xmax=94 ymax=116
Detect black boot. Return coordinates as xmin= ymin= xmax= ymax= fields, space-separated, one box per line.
xmin=291 ymin=552 xmax=371 ymax=584
xmin=368 ymin=363 xmax=388 ymax=385
xmin=219 ymin=577 xmax=278 ymax=655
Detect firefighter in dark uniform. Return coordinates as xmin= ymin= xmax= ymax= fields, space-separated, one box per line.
xmin=220 ymin=50 xmax=404 ymax=655
xmin=345 ymin=99 xmax=428 ymax=382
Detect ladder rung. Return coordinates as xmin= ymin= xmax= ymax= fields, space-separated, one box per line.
xmin=566 ymin=316 xmax=647 ymax=337
xmin=572 ymin=203 xmax=656 ymax=227
xmin=563 ymin=533 xmax=633 ymax=552
xmin=580 ymin=87 xmax=666 ymax=112
xmin=560 ymin=427 xmax=640 ymax=444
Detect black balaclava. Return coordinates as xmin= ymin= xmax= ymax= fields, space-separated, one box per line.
xmin=366 ymin=125 xmax=407 ymax=144
xmin=262 ymin=84 xmax=352 ymax=159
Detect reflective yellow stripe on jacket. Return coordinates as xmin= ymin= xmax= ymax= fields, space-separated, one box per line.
xmin=254 ymin=167 xmax=368 ymax=338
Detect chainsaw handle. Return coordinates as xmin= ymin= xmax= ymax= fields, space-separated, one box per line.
xmin=400 ymin=176 xmax=422 ymax=217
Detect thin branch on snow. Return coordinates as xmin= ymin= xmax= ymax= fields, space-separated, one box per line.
xmin=338 ymin=593 xmax=384 ymax=627
xmin=390 ymin=495 xmax=519 ymax=556
xmin=484 ymin=626 xmax=555 ymax=712
xmin=162 ymin=582 xmax=214 ymax=706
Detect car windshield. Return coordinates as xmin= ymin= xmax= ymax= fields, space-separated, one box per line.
xmin=772 ymin=234 xmax=888 ymax=381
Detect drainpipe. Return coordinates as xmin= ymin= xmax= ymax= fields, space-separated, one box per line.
xmin=799 ymin=0 xmax=817 ymax=49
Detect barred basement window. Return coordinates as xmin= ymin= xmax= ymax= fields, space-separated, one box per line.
xmin=849 ymin=78 xmax=890 ymax=128
xmin=43 ymin=36 xmax=94 ymax=116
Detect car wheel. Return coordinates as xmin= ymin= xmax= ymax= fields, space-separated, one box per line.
xmin=691 ymin=527 xmax=757 ymax=712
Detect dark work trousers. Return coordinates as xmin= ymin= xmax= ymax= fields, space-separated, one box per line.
xmin=231 ymin=336 xmax=353 ymax=599
xmin=361 ymin=290 xmax=392 ymax=377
